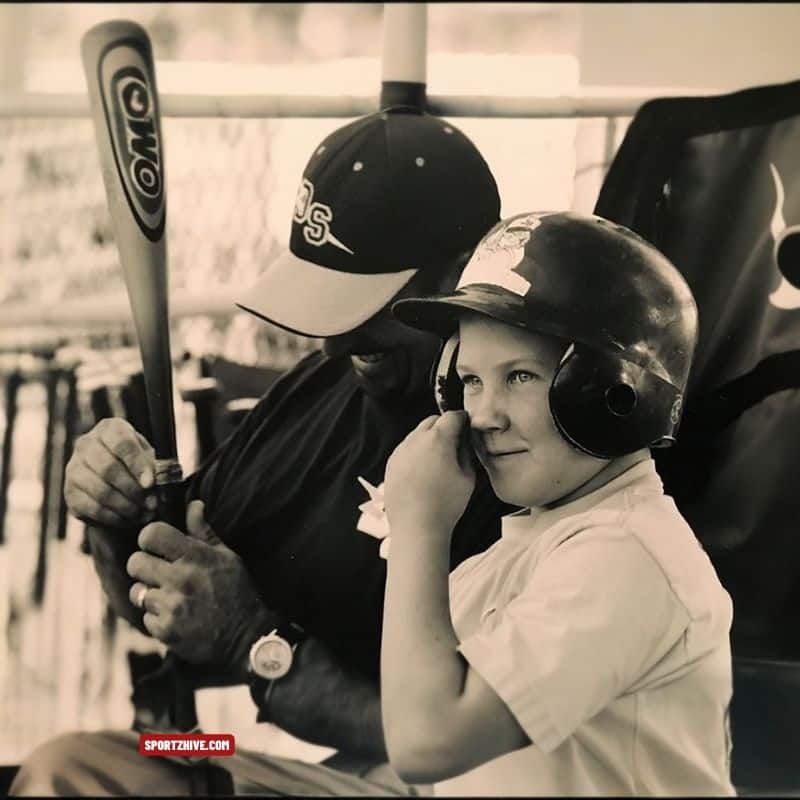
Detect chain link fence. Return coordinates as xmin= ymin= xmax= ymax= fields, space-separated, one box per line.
xmin=0 ymin=114 xmax=322 ymax=360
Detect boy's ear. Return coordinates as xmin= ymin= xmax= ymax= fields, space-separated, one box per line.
xmin=432 ymin=333 xmax=463 ymax=414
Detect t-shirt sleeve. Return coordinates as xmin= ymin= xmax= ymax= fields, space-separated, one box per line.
xmin=457 ymin=526 xmax=690 ymax=753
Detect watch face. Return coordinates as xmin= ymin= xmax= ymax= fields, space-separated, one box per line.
xmin=252 ymin=636 xmax=293 ymax=680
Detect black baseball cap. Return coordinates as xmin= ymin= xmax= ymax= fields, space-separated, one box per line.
xmin=236 ymin=108 xmax=500 ymax=337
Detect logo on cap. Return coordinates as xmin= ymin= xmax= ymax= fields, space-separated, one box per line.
xmin=293 ymin=178 xmax=354 ymax=255
xmin=669 ymin=394 xmax=684 ymax=425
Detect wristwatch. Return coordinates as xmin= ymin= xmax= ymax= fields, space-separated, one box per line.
xmin=247 ymin=621 xmax=306 ymax=719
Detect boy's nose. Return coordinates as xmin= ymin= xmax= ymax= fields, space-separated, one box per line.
xmin=467 ymin=388 xmax=510 ymax=433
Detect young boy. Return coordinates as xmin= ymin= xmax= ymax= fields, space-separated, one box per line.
xmin=380 ymin=211 xmax=734 ymax=796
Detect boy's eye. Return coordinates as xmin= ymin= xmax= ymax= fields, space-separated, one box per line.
xmin=459 ymin=374 xmax=481 ymax=391
xmin=509 ymin=370 xmax=537 ymax=385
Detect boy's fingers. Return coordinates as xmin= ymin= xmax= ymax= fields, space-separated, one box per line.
xmin=434 ymin=410 xmax=468 ymax=438
xmin=457 ymin=432 xmax=477 ymax=475
xmin=412 ymin=415 xmax=439 ymax=433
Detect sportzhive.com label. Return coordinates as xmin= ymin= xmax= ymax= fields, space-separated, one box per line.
xmin=138 ymin=733 xmax=236 ymax=757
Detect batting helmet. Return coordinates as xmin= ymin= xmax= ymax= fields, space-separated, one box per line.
xmin=392 ymin=211 xmax=699 ymax=459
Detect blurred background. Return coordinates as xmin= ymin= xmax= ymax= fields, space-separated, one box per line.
xmin=1 ymin=0 xmax=799 ymax=770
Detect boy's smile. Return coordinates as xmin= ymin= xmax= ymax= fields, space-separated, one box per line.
xmin=484 ymin=449 xmax=527 ymax=459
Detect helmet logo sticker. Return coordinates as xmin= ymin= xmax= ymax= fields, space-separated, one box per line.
xmin=293 ymin=177 xmax=354 ymax=255
xmin=457 ymin=216 xmax=539 ymax=296
xmin=669 ymin=394 xmax=683 ymax=425
xmin=768 ymin=164 xmax=800 ymax=310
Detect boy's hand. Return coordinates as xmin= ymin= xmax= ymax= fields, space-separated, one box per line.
xmin=384 ymin=410 xmax=475 ymax=537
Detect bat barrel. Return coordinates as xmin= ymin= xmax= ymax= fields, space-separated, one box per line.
xmin=81 ymin=18 xmax=180 ymax=475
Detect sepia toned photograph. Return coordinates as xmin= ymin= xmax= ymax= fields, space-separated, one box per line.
xmin=1 ymin=2 xmax=799 ymax=795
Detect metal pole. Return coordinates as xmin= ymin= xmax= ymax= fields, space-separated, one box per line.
xmin=380 ymin=3 xmax=427 ymax=110
xmin=33 ymin=365 xmax=58 ymax=606
xmin=0 ymin=5 xmax=30 ymax=95
xmin=0 ymin=91 xmax=656 ymax=120
xmin=0 ymin=371 xmax=22 ymax=546
xmin=56 ymin=369 xmax=78 ymax=540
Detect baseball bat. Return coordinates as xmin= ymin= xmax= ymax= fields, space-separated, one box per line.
xmin=80 ymin=20 xmax=184 ymax=531
xmin=81 ymin=20 xmax=200 ymax=734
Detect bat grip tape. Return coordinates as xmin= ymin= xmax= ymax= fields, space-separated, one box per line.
xmin=154 ymin=458 xmax=185 ymax=532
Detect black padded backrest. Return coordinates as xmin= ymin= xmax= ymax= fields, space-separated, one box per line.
xmin=596 ymin=81 xmax=800 ymax=660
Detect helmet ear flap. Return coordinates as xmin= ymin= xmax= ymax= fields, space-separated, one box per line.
xmin=431 ymin=332 xmax=463 ymax=414
xmin=550 ymin=345 xmax=684 ymax=459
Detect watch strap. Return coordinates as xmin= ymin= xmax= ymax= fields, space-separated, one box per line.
xmin=274 ymin=621 xmax=306 ymax=649
xmin=250 ymin=675 xmax=276 ymax=723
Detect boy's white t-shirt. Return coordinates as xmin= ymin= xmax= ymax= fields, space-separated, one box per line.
xmin=435 ymin=458 xmax=734 ymax=797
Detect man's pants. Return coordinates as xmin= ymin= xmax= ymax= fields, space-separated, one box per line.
xmin=9 ymin=730 xmax=427 ymax=796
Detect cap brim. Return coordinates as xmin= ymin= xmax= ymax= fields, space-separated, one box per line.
xmin=236 ymin=248 xmax=418 ymax=337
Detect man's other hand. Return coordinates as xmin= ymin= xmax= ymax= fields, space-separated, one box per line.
xmin=64 ymin=417 xmax=157 ymax=528
xmin=127 ymin=500 xmax=271 ymax=679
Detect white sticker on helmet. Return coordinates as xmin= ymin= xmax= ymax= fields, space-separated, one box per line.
xmin=457 ymin=216 xmax=539 ymax=296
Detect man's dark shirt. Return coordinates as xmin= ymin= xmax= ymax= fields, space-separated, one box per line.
xmin=186 ymin=351 xmax=505 ymax=680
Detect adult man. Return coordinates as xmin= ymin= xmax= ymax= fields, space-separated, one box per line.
xmin=10 ymin=107 xmax=505 ymax=795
